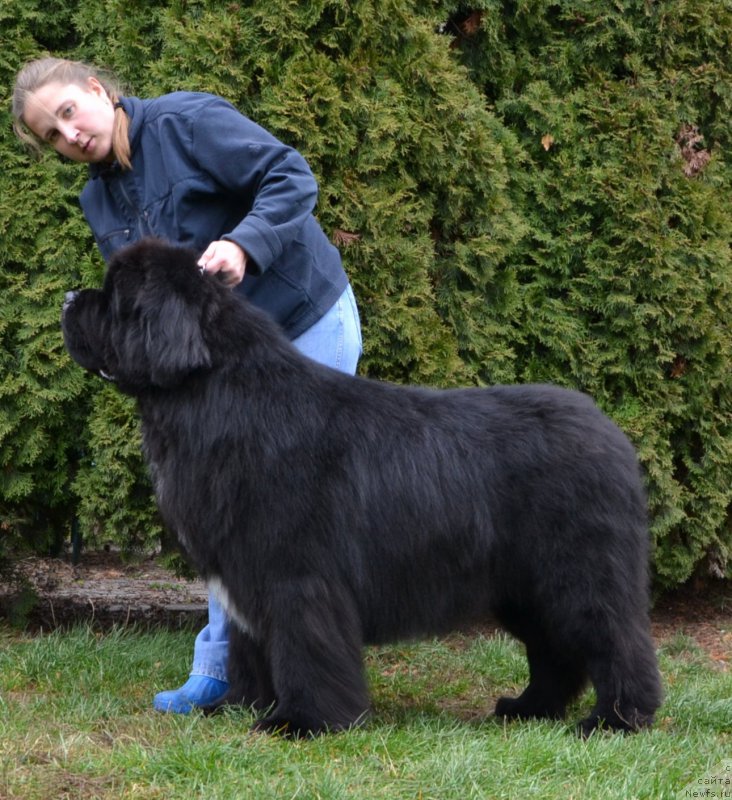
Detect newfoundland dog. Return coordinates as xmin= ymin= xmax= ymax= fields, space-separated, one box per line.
xmin=62 ymin=238 xmax=662 ymax=737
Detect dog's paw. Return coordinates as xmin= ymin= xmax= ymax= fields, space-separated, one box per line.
xmin=494 ymin=695 xmax=565 ymax=721
xmin=200 ymin=688 xmax=260 ymax=716
xmin=250 ymin=705 xmax=366 ymax=738
xmin=576 ymin=708 xmax=654 ymax=737
xmin=251 ymin=713 xmax=328 ymax=739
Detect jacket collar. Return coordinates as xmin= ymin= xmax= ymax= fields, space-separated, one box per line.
xmin=88 ymin=95 xmax=145 ymax=180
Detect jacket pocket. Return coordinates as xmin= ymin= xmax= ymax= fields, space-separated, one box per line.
xmin=98 ymin=227 xmax=133 ymax=262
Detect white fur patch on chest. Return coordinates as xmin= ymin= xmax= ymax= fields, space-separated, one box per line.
xmin=208 ymin=576 xmax=251 ymax=634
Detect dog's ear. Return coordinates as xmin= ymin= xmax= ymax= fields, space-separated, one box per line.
xmin=104 ymin=239 xmax=215 ymax=389
xmin=136 ymin=283 xmax=212 ymax=387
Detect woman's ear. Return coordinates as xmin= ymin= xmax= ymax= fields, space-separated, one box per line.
xmin=87 ymin=76 xmax=108 ymax=99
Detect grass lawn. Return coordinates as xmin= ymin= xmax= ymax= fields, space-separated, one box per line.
xmin=0 ymin=624 xmax=730 ymax=799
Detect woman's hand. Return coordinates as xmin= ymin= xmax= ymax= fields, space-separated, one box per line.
xmin=197 ymin=240 xmax=247 ymax=286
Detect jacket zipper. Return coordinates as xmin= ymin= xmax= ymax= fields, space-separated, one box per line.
xmin=116 ymin=177 xmax=154 ymax=238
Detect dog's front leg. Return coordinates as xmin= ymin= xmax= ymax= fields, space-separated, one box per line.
xmin=252 ymin=577 xmax=370 ymax=738
xmin=204 ymin=625 xmax=276 ymax=715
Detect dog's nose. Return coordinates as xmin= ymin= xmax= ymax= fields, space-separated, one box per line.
xmin=63 ymin=290 xmax=79 ymax=314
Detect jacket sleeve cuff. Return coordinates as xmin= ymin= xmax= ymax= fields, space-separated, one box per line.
xmin=223 ymin=215 xmax=284 ymax=276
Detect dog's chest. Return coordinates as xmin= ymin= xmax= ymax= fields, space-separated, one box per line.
xmin=207 ymin=575 xmax=252 ymax=634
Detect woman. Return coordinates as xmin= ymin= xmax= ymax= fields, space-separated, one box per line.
xmin=13 ymin=57 xmax=362 ymax=714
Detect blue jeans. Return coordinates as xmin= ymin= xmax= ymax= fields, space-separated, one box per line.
xmin=190 ymin=284 xmax=362 ymax=681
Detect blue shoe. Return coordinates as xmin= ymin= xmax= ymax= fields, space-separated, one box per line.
xmin=153 ymin=675 xmax=229 ymax=714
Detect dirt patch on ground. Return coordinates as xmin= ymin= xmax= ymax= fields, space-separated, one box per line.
xmin=651 ymin=579 xmax=731 ymax=669
xmin=1 ymin=553 xmax=730 ymax=669
xmin=0 ymin=552 xmax=208 ymax=631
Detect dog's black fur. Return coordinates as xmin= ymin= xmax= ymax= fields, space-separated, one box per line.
xmin=62 ymin=238 xmax=662 ymax=737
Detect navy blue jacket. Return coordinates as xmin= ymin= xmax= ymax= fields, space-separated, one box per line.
xmin=80 ymin=92 xmax=348 ymax=339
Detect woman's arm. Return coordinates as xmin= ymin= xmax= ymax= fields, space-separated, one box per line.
xmin=189 ymin=96 xmax=319 ymax=280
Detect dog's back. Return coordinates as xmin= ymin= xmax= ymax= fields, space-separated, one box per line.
xmin=315 ymin=378 xmax=648 ymax=641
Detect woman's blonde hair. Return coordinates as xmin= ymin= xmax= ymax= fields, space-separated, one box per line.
xmin=12 ymin=57 xmax=132 ymax=169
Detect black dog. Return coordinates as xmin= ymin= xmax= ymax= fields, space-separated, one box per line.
xmin=62 ymin=238 xmax=662 ymax=737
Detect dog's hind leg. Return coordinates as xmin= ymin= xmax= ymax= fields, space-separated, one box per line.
xmin=578 ymin=621 xmax=662 ymax=736
xmin=494 ymin=630 xmax=587 ymax=722
xmin=252 ymin=577 xmax=370 ymax=738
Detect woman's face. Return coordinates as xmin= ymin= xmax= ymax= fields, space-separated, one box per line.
xmin=22 ymin=77 xmax=116 ymax=163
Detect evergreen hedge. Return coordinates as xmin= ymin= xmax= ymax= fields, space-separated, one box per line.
xmin=0 ymin=0 xmax=729 ymax=589
xmin=445 ymin=0 xmax=732 ymax=587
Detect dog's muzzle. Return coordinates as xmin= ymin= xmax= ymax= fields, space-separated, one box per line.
xmin=62 ymin=290 xmax=79 ymax=316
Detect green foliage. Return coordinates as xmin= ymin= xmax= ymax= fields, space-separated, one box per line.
xmin=0 ymin=0 xmax=730 ymax=587
xmin=0 ymin=152 xmax=93 ymax=552
xmin=441 ymin=0 xmax=732 ymax=587
xmin=72 ymin=386 xmax=164 ymax=553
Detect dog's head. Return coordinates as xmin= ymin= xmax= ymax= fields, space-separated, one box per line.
xmin=62 ymin=238 xmax=218 ymax=392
